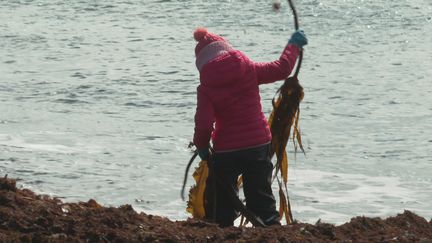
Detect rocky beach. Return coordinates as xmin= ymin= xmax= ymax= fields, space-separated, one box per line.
xmin=1 ymin=176 xmax=431 ymax=242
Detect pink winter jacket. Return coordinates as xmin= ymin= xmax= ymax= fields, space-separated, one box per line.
xmin=193 ymin=44 xmax=300 ymax=152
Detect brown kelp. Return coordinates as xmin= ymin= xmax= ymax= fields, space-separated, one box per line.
xmin=268 ymin=74 xmax=304 ymax=224
xmin=184 ymin=0 xmax=305 ymax=226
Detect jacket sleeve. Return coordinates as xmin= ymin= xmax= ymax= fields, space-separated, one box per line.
xmin=193 ymin=86 xmax=215 ymax=150
xmin=254 ymin=44 xmax=300 ymax=85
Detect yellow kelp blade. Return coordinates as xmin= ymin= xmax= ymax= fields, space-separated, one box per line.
xmin=186 ymin=160 xmax=208 ymax=219
xmin=280 ymin=150 xmax=288 ymax=184
xmin=269 ymin=97 xmax=291 ymax=185
xmin=293 ymin=110 xmax=305 ymax=154
xmin=239 ymin=215 xmax=250 ymax=227
xmin=237 ymin=175 xmax=243 ymax=189
xmin=278 ymin=184 xmax=293 ymax=224
xmin=278 ymin=185 xmax=289 ymax=223
xmin=267 ymin=98 xmax=281 ymax=127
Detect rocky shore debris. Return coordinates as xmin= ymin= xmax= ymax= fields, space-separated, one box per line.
xmin=1 ymin=176 xmax=431 ymax=242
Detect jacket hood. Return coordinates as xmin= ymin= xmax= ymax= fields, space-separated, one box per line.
xmin=199 ymin=50 xmax=247 ymax=88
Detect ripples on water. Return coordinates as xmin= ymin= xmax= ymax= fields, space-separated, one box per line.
xmin=1 ymin=0 xmax=431 ymax=224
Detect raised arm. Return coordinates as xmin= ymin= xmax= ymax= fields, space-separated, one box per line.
xmin=254 ymin=30 xmax=307 ymax=85
xmin=254 ymin=44 xmax=300 ymax=85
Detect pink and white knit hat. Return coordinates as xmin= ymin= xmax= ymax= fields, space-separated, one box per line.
xmin=194 ymin=28 xmax=233 ymax=71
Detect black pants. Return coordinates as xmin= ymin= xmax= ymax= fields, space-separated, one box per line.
xmin=205 ymin=144 xmax=280 ymax=227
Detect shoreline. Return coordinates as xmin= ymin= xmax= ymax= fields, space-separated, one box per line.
xmin=1 ymin=176 xmax=431 ymax=242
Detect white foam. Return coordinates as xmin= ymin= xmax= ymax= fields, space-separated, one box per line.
xmin=0 ymin=133 xmax=100 ymax=154
xmin=286 ymin=169 xmax=416 ymax=224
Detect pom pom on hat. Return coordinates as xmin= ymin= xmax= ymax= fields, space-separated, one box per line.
xmin=193 ymin=27 xmax=227 ymax=56
xmin=194 ymin=27 xmax=208 ymax=42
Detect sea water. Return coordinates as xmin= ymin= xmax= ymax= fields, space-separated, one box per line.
xmin=1 ymin=0 xmax=431 ymax=224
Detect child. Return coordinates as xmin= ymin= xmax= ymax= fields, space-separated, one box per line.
xmin=193 ymin=27 xmax=307 ymax=227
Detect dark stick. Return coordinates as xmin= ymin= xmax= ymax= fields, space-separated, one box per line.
xmin=287 ymin=0 xmax=299 ymax=30
xmin=287 ymin=0 xmax=303 ymax=78
xmin=181 ymin=151 xmax=199 ymax=201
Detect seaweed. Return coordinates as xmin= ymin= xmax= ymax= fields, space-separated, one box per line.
xmin=268 ymin=74 xmax=305 ymax=224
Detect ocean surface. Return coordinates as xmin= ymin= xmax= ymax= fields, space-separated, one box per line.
xmin=1 ymin=0 xmax=431 ymax=224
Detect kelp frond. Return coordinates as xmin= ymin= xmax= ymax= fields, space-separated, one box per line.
xmin=186 ymin=160 xmax=208 ymax=219
xmin=269 ymin=75 xmax=304 ymax=224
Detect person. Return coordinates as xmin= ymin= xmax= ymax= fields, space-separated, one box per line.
xmin=192 ymin=27 xmax=307 ymax=227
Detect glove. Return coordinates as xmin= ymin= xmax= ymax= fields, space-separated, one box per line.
xmin=288 ymin=29 xmax=308 ymax=48
xmin=197 ymin=147 xmax=210 ymax=161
